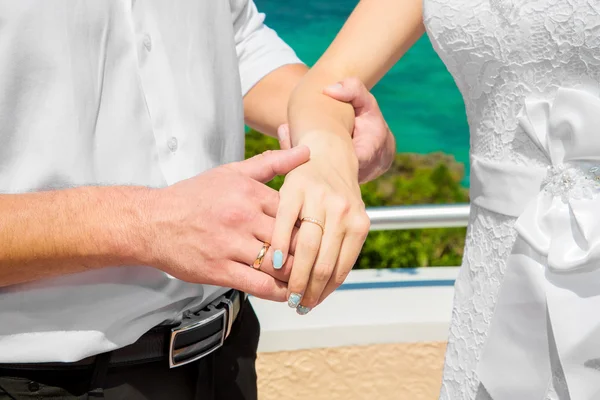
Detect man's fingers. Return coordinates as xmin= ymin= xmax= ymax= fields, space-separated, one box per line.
xmin=252 ymin=183 xmax=280 ymax=218
xmin=322 ymin=77 xmax=375 ymax=116
xmin=231 ymin=146 xmax=310 ymax=183
xmin=277 ymin=124 xmax=292 ymax=150
xmin=233 ymin=236 xmax=294 ymax=282
xmin=221 ymin=261 xmax=288 ymax=302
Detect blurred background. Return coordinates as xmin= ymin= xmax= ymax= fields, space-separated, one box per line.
xmin=250 ymin=2 xmax=470 ymax=399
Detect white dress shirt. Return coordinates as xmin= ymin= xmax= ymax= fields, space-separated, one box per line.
xmin=0 ymin=0 xmax=301 ymax=363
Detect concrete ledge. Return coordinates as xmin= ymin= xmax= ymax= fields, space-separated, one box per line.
xmin=251 ymin=267 xmax=459 ymax=352
xmin=257 ymin=341 xmax=447 ymax=400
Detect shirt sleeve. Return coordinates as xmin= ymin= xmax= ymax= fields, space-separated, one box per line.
xmin=230 ymin=0 xmax=304 ymax=96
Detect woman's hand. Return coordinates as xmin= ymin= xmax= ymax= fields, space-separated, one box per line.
xmin=277 ymin=77 xmax=395 ymax=184
xmin=268 ymin=77 xmax=390 ymax=313
xmin=270 ymin=134 xmax=370 ymax=314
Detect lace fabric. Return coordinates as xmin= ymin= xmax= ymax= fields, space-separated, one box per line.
xmin=423 ymin=1 xmax=600 ymax=398
xmin=439 ymin=207 xmax=516 ymax=400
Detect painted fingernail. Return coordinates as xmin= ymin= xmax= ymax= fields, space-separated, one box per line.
xmin=273 ymin=250 xmax=284 ymax=270
xmin=288 ymin=293 xmax=302 ymax=308
xmin=296 ymin=305 xmax=311 ymax=315
xmin=324 ymin=82 xmax=343 ymax=92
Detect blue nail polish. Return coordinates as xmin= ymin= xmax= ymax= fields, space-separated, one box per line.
xmin=288 ymin=293 xmax=301 ymax=308
xmin=273 ymin=250 xmax=284 ymax=270
xmin=296 ymin=305 xmax=311 ymax=315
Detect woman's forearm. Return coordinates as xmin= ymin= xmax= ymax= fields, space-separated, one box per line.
xmin=288 ymin=0 xmax=424 ymax=154
xmin=312 ymin=0 xmax=424 ymax=88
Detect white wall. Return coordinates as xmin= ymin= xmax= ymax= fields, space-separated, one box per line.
xmin=251 ymin=267 xmax=459 ymax=352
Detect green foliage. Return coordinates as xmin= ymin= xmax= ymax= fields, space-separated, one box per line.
xmin=244 ymin=130 xmax=287 ymax=190
xmin=245 ymin=129 xmax=467 ymax=269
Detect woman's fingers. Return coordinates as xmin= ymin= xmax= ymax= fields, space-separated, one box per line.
xmin=270 ymin=187 xmax=303 ymax=271
xmin=318 ymin=215 xmax=370 ymax=306
xmin=260 ymin=250 xmax=295 ymax=283
xmin=296 ymin=197 xmax=350 ymax=312
xmin=269 ymin=158 xmax=369 ymax=314
xmin=285 ymin=209 xmax=325 ymax=309
xmin=296 ymin=222 xmax=344 ymax=314
xmin=229 ymin=236 xmax=294 ymax=283
xmin=252 ymin=214 xmax=300 ymax=256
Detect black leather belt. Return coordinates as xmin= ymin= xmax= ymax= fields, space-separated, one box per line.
xmin=168 ymin=289 xmax=244 ymax=368
xmin=2 ymin=289 xmax=245 ymax=370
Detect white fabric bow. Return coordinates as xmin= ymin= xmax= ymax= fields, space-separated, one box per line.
xmin=472 ymin=88 xmax=600 ymax=399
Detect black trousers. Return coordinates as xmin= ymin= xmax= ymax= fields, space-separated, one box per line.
xmin=0 ymin=300 xmax=260 ymax=400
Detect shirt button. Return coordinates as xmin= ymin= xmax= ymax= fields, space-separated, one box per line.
xmin=167 ymin=137 xmax=178 ymax=152
xmin=143 ymin=35 xmax=152 ymax=52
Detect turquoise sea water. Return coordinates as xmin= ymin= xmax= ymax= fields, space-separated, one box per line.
xmin=255 ymin=0 xmax=471 ymax=186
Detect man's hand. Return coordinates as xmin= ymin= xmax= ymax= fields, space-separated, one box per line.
xmin=277 ymin=77 xmax=395 ymax=183
xmin=144 ymin=147 xmax=309 ymax=302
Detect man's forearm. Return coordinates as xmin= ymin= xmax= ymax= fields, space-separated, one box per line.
xmin=243 ymin=63 xmax=308 ymax=136
xmin=0 ymin=186 xmax=152 ymax=287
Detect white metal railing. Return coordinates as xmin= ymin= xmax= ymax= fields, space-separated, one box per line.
xmin=366 ymin=204 xmax=471 ymax=231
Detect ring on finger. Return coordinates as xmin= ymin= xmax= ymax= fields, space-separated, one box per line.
xmin=300 ymin=217 xmax=325 ymax=234
xmin=253 ymin=242 xmax=271 ymax=270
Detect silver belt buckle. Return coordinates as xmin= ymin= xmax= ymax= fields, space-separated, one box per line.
xmin=168 ymin=294 xmax=234 ymax=368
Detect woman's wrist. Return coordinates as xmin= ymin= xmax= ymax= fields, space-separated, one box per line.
xmin=296 ymin=131 xmax=359 ymax=181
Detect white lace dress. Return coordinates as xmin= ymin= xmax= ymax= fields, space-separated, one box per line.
xmin=424 ymin=1 xmax=600 ymax=399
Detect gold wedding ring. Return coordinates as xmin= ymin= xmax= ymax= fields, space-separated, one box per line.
xmin=253 ymin=242 xmax=271 ymax=270
xmin=301 ymin=217 xmax=325 ymax=234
